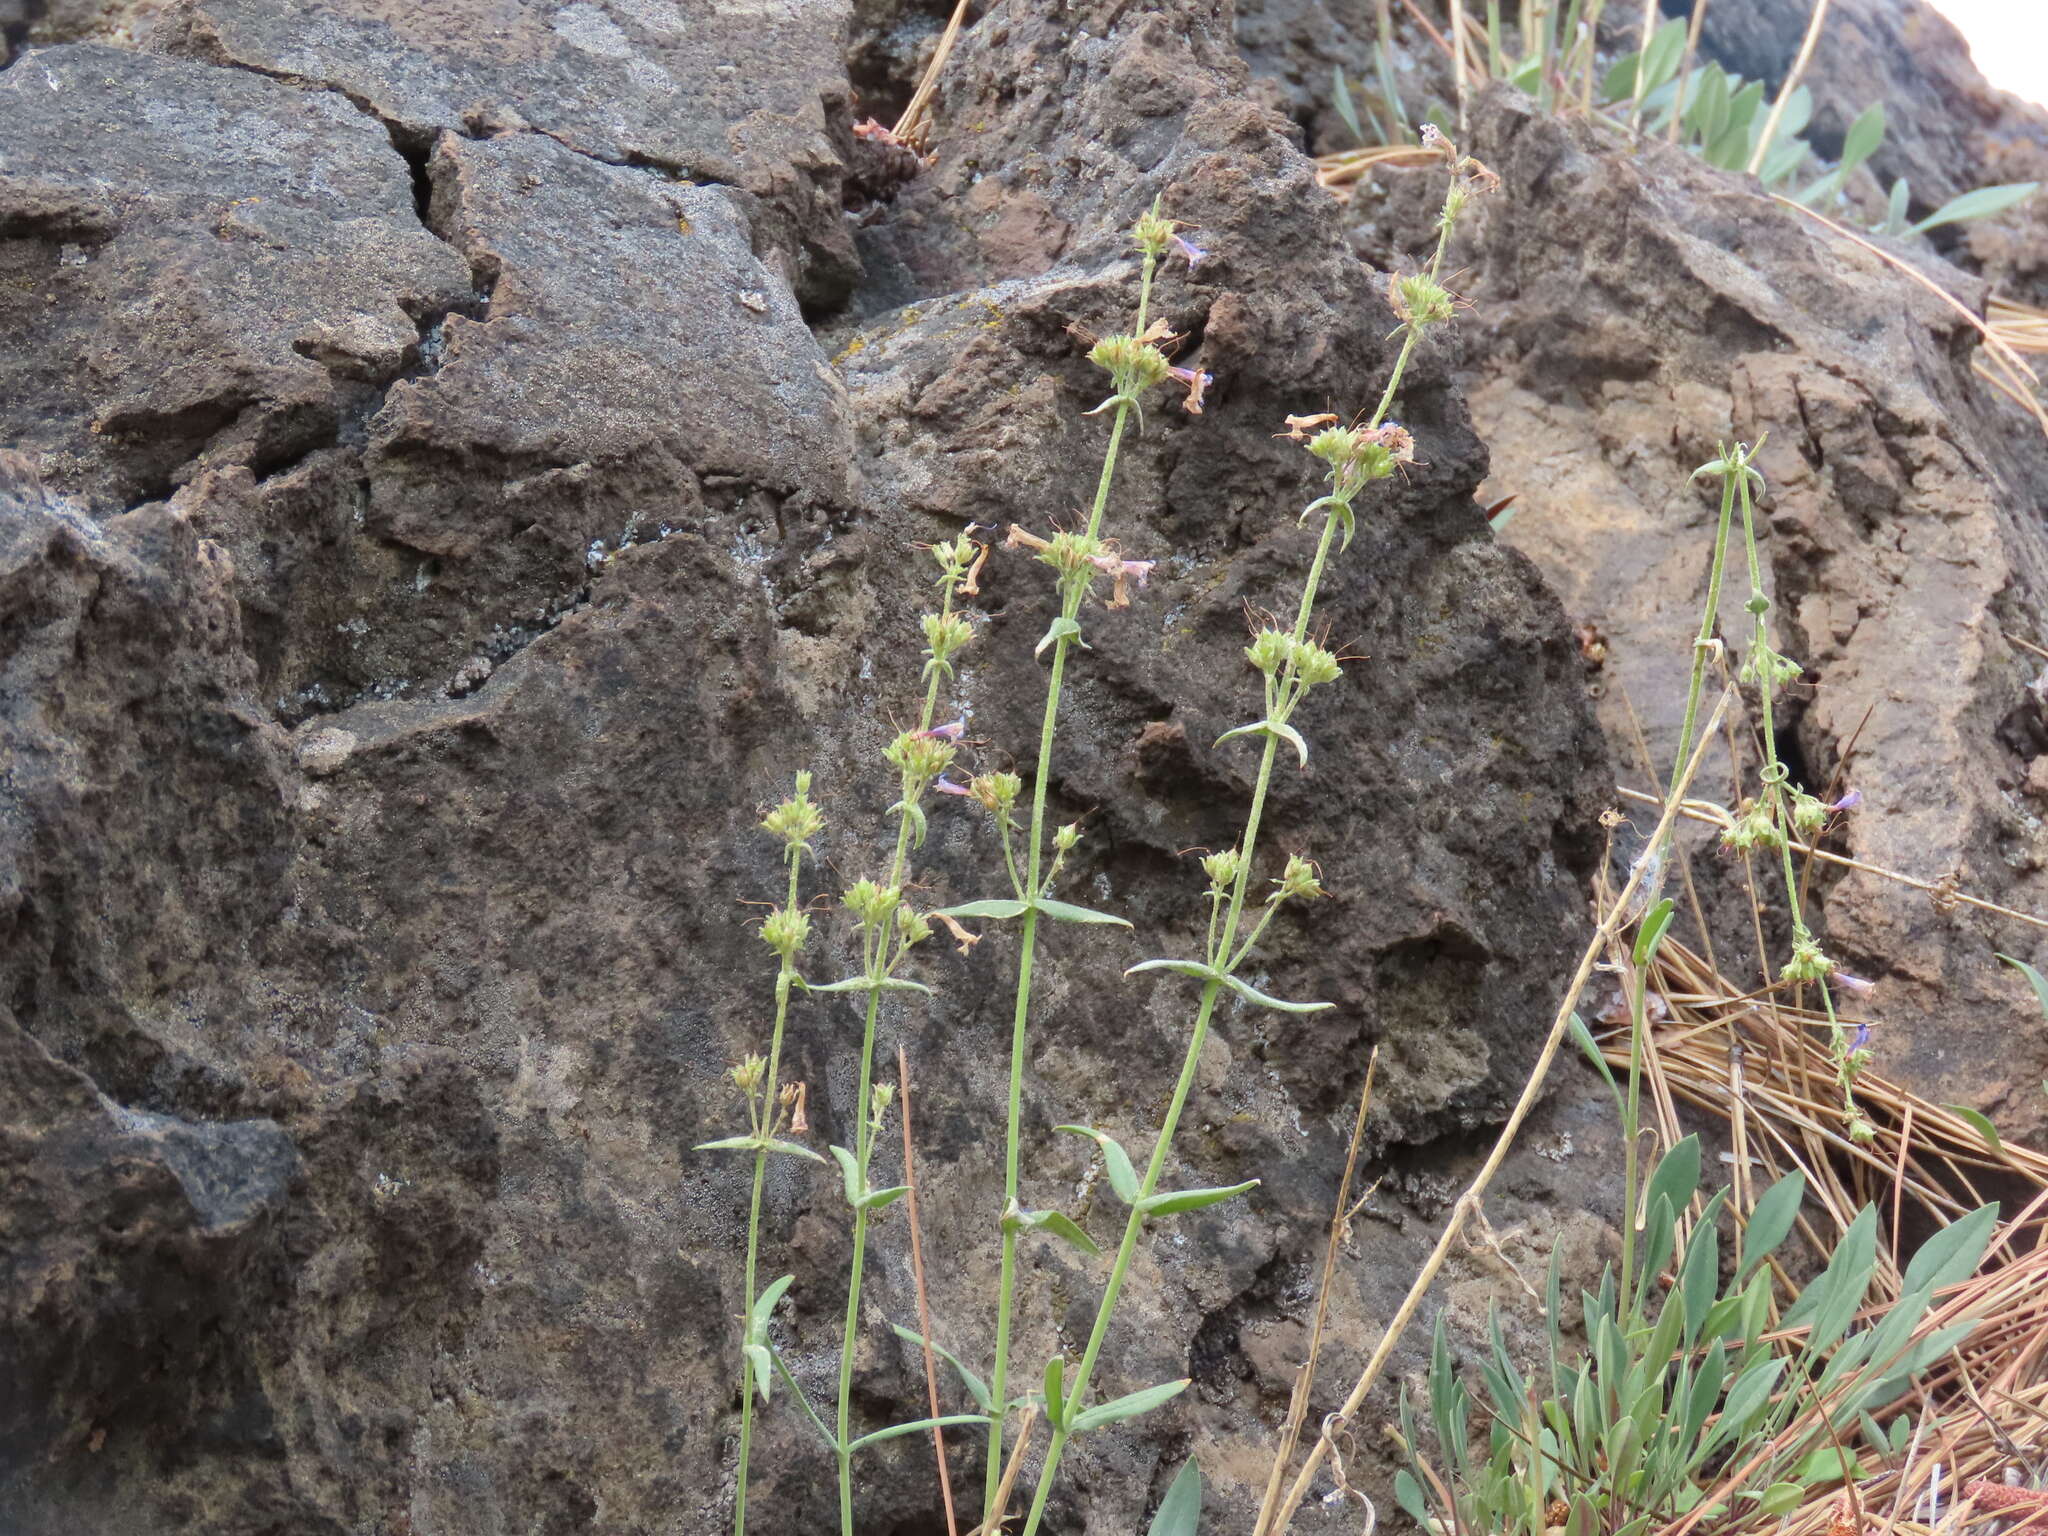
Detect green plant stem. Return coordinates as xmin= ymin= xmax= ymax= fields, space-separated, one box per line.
xmin=983 ymin=248 xmax=1156 ymax=1524
xmin=835 ymin=580 xmax=960 ymax=1536
xmin=1017 ymin=512 xmax=1342 ymax=1536
xmin=736 ymin=852 xmax=805 ymax=1536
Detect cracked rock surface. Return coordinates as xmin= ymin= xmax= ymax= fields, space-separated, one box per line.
xmin=8 ymin=0 xmax=2039 ymax=1532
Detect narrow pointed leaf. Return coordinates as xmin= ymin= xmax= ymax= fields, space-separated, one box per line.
xmin=1043 ymin=1356 xmax=1067 ymax=1429
xmin=1036 ymin=615 xmax=1085 ymax=658
xmin=935 ymin=898 xmax=1032 ymax=921
xmin=861 ymin=1183 xmax=910 ymax=1213
xmin=890 ymin=1324 xmax=994 ymax=1412
xmin=1270 ymin=720 xmax=1309 ymax=767
xmin=749 ymin=1274 xmax=796 ymax=1343
xmin=1945 ymin=1104 xmax=2003 ymax=1151
xmin=800 ymin=975 xmax=933 ymax=996
xmin=694 ymin=1135 xmax=764 ymax=1154
xmin=1036 ymin=897 xmax=1133 ymax=927
xmin=1568 ymin=1012 xmax=1621 ymax=1104
xmin=1214 ymin=721 xmax=1269 ymax=749
xmin=1331 ymin=66 xmax=1363 ymax=145
xmin=1910 ymin=181 xmax=2038 ymax=234
xmin=1148 ymin=1456 xmax=1203 ymax=1536
xmin=1999 ymin=952 xmax=2048 ymax=1019
xmin=847 ymin=1413 xmax=993 ymax=1454
xmin=744 ymin=1342 xmax=774 ymax=1404
xmin=1057 ymin=1124 xmax=1141 ymax=1204
xmin=1632 ymin=897 xmax=1676 ymax=966
xmin=1220 ymin=973 xmax=1332 ymax=1014
xmin=1126 ymin=958 xmax=1223 ymax=983
xmin=1900 ymin=1201 xmax=1997 ymax=1295
xmin=830 ymin=1145 xmax=863 ymax=1209
xmin=1137 ymin=1179 xmax=1260 ymax=1217
xmin=768 ymin=1139 xmax=828 ymax=1163
xmin=1071 ymin=1377 xmax=1190 ymax=1433
xmin=1008 ymin=1206 xmax=1102 ymax=1256
xmin=1738 ymin=1169 xmax=1807 ymax=1279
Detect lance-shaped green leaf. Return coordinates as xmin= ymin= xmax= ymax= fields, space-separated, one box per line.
xmin=1004 ymin=1202 xmax=1102 ymax=1256
xmin=1298 ymin=493 xmax=1357 ymax=551
xmin=1737 ymin=1168 xmax=1806 ymax=1279
xmin=934 ymin=898 xmax=1032 ymax=922
xmin=743 ymin=1342 xmax=774 ymax=1404
xmin=1214 ymin=718 xmax=1310 ymax=768
xmin=862 ymin=1183 xmax=910 ymax=1214
xmin=887 ymin=798 xmax=930 ymax=849
xmin=890 ymin=1324 xmax=994 ymax=1412
xmin=1136 ymin=1179 xmax=1260 ymax=1218
xmin=1036 ymin=615 xmax=1085 ymax=659
xmin=846 ymin=1414 xmax=993 ymax=1455
xmin=1043 ymin=1355 xmax=1068 ymax=1429
xmin=2000 ymin=952 xmax=2048 ymax=1019
xmin=1070 ymin=1377 xmax=1190 ymax=1433
xmin=1220 ymin=973 xmax=1332 ymax=1014
xmin=1632 ymin=897 xmax=1677 ymax=966
xmin=1056 ymin=1124 xmax=1141 ymax=1204
xmin=696 ymin=1133 xmax=828 ymax=1164
xmin=830 ymin=1145 xmax=863 ymax=1209
xmin=1035 ymin=897 xmax=1133 ymax=927
xmin=749 ymin=1274 xmax=796 ymax=1344
xmin=1945 ymin=1104 xmax=2004 ymax=1152
xmin=1148 ymin=1457 xmax=1203 ymax=1536
xmin=799 ymin=975 xmax=934 ymax=996
xmin=1126 ymin=958 xmax=1223 ymax=984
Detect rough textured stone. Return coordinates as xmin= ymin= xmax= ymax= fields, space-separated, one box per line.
xmin=6 ymin=1 xmax=2037 ymax=1533
xmin=1461 ymin=88 xmax=2048 ymax=1149
xmin=160 ymin=0 xmax=864 ymax=306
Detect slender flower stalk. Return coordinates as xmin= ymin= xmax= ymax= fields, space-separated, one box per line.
xmin=977 ymin=203 xmax=1182 ymax=1521
xmin=700 ymin=775 xmax=826 ymax=1536
xmin=833 ymin=536 xmax=982 ymax=1534
xmin=1015 ymin=141 xmax=1493 ymax=1536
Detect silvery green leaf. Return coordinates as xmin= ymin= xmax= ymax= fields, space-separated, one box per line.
xmin=860 ymin=1184 xmax=910 ymax=1214
xmin=1035 ymin=897 xmax=1132 ymax=927
xmin=768 ymin=1139 xmax=827 ymax=1163
xmin=799 ymin=975 xmax=932 ymax=996
xmin=693 ymin=1135 xmax=763 ymax=1154
xmin=935 ymin=898 xmax=1032 ymax=921
xmin=1148 ymin=1457 xmax=1202 ymax=1536
xmin=1056 ymin=1124 xmax=1141 ymax=1203
xmin=1911 ymin=181 xmax=2039 ymax=234
xmin=1071 ymin=1378 xmax=1189 ymax=1433
xmin=1737 ymin=1169 xmax=1806 ymax=1279
xmin=830 ymin=1146 xmax=862 ymax=1209
xmin=1007 ymin=1206 xmax=1102 ymax=1256
xmin=1220 ymin=973 xmax=1332 ymax=1014
xmin=1036 ymin=615 xmax=1085 ymax=658
xmin=1043 ymin=1356 xmax=1067 ymax=1429
xmin=744 ymin=1342 xmax=773 ymax=1404
xmin=889 ymin=1324 xmax=993 ymax=1412
xmin=846 ymin=1414 xmax=992 ymax=1455
xmin=749 ymin=1274 xmax=795 ymax=1344
xmin=1126 ymin=958 xmax=1222 ymax=983
xmin=1137 ymin=1180 xmax=1260 ymax=1217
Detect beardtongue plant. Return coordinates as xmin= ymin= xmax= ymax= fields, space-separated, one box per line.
xmin=1000 ymin=136 xmax=1500 ymax=1536
xmin=699 ymin=534 xmax=993 ymax=1536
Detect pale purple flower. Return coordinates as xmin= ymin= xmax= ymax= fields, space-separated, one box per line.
xmin=1850 ymin=1022 xmax=1872 ymax=1052
xmin=1089 ymin=553 xmax=1156 ymax=609
xmin=1170 ymin=232 xmax=1207 ymax=271
xmin=1829 ymin=789 xmax=1862 ymax=813
xmin=932 ymin=774 xmax=974 ymax=797
xmin=920 ymin=718 xmax=967 ymax=742
xmin=1833 ymin=971 xmax=1876 ymax=996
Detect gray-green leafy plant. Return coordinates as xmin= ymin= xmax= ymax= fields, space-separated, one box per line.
xmin=1399 ymin=1133 xmax=1994 ymax=1534
xmin=1609 ymin=23 xmax=2037 ymax=235
xmin=1007 ymin=141 xmax=1498 ymax=1536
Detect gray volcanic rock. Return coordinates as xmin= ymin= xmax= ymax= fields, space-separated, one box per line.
xmin=161 ymin=0 xmax=864 ymax=306
xmin=0 ymin=43 xmax=475 ymax=507
xmin=3 ymin=5 xmax=1611 ymax=1536
xmin=1463 ymin=88 xmax=2048 ymax=1145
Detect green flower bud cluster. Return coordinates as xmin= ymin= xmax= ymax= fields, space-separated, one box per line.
xmin=1088 ymin=333 xmax=1173 ymax=399
xmin=1053 ymin=822 xmax=1082 ymax=854
xmin=1244 ymin=627 xmax=1341 ymax=689
xmin=971 ymin=771 xmax=1023 ymax=818
xmin=760 ymin=906 xmax=811 ymax=957
xmin=1739 ymin=640 xmax=1802 ymax=693
xmin=1720 ymin=799 xmax=1784 ymax=852
xmin=896 ymin=905 xmax=932 ymax=950
xmin=869 ymin=1082 xmax=897 ymax=1133
xmin=930 ymin=535 xmax=978 ymax=583
xmin=1270 ymin=854 xmax=1323 ymax=904
xmin=1781 ymin=931 xmax=1833 ymax=983
xmin=922 ymin=610 xmax=974 ymax=682
xmin=884 ymin=727 xmax=957 ymax=788
xmin=842 ymin=878 xmax=902 ymax=930
xmin=1789 ymin=789 xmax=1828 ymax=835
xmin=1392 ymin=271 xmax=1456 ymax=328
xmin=761 ymin=771 xmax=825 ymax=853
xmin=731 ymin=1053 xmax=767 ymax=1096
xmin=1132 ymin=206 xmax=1177 ymax=257
xmin=1306 ymin=422 xmax=1412 ymax=502
xmin=1201 ymin=848 xmax=1244 ymax=894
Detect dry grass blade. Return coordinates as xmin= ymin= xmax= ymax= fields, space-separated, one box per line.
xmin=891 ymin=0 xmax=973 ymax=149
xmin=1774 ymin=196 xmax=2048 ymax=440
xmin=1264 ymin=688 xmax=1736 ymax=1533
xmin=963 ymin=1404 xmax=1038 ymax=1536
xmin=1313 ymin=144 xmax=1445 ymax=199
xmin=1251 ymin=1048 xmax=1379 ymax=1536
xmin=1747 ymin=0 xmax=1830 ymax=176
xmin=1580 ymin=857 xmax=2048 ymax=1534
